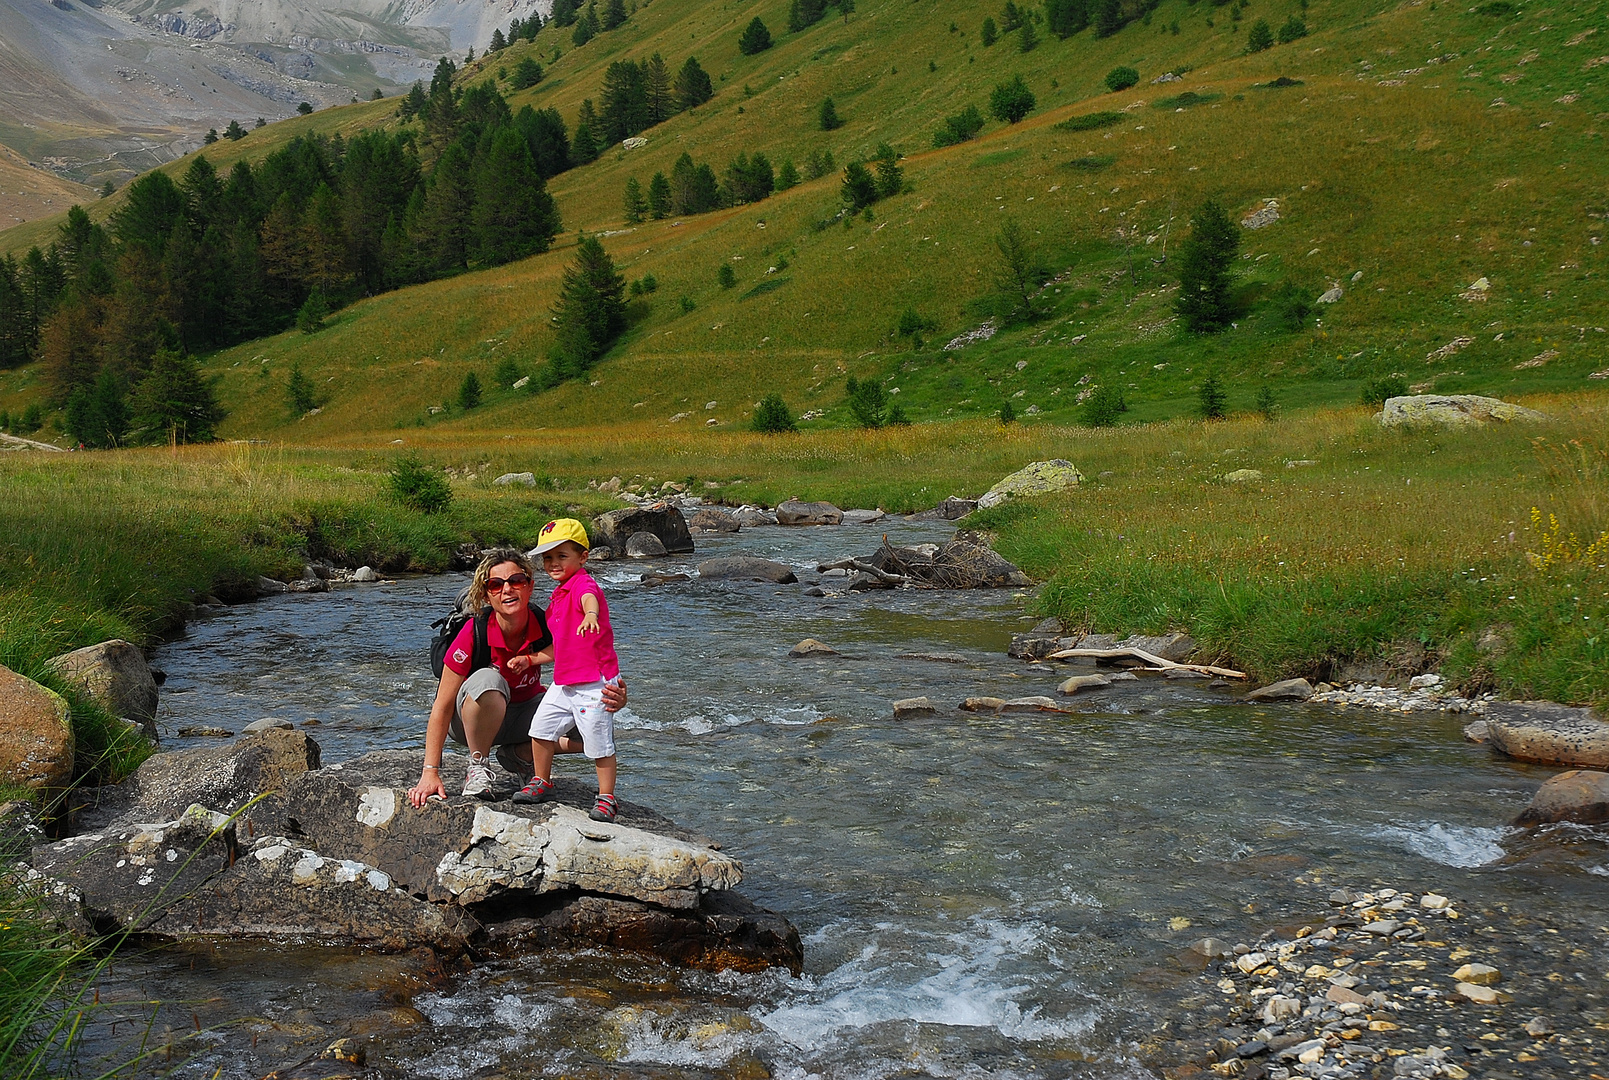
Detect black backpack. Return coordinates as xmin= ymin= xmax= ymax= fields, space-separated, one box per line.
xmin=428 ymin=588 xmax=552 ymax=678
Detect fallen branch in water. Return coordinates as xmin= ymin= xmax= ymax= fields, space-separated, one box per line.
xmin=1045 ymin=646 xmax=1248 ymax=679
xmin=816 ymin=557 xmax=908 ymax=584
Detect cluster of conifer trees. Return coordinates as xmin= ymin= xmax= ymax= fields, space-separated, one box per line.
xmin=623 ymin=149 xmax=788 ymax=222
xmin=0 ymin=62 xmax=570 ymax=445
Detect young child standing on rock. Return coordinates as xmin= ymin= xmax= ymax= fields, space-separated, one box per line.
xmin=512 ymin=518 xmax=623 ymax=822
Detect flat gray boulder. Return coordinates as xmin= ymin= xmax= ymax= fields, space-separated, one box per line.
xmin=625 ymin=531 xmax=668 ymax=557
xmin=977 ymin=460 xmax=1083 ymax=510
xmin=841 ymin=509 xmax=886 ymax=525
xmin=592 ymin=505 xmax=695 ymax=554
xmin=776 ymin=499 xmax=844 ymax=526
xmin=697 ymin=556 xmax=798 ymax=583
xmin=1486 ymin=701 xmax=1609 ymax=768
xmin=1379 ymin=394 xmax=1549 ymax=429
xmin=892 ymin=697 xmax=939 ymax=718
xmin=46 ymin=639 xmax=159 ymax=739
xmin=29 ymin=739 xmax=801 ymax=972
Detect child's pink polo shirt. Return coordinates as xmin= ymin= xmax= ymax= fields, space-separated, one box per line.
xmin=546 ymin=569 xmax=619 ymax=685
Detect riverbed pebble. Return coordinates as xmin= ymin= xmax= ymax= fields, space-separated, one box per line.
xmin=1309 ymin=681 xmax=1494 ymax=714
xmin=1142 ymin=879 xmax=1601 ymax=1080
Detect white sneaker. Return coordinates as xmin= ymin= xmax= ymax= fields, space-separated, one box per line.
xmin=462 ymin=754 xmax=495 ymax=799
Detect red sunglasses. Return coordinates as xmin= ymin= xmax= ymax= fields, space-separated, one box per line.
xmin=488 ymin=573 xmax=533 ymax=591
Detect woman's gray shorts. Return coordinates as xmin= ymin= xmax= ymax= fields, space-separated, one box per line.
xmin=448 ymin=667 xmax=541 ymax=747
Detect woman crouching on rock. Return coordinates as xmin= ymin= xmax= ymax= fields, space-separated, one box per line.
xmin=408 ymin=547 xmax=627 ymax=806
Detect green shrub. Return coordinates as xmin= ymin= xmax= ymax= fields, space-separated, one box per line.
xmin=296 ymin=289 xmax=330 ymax=333
xmin=458 ymin=372 xmax=483 ymax=410
xmin=1277 ymin=15 xmax=1308 ymax=42
xmin=1361 ymin=375 xmax=1409 ymax=407
xmin=981 ymin=16 xmax=997 ymax=45
xmin=1475 ymin=0 xmax=1516 ymax=15
xmin=933 ymin=105 xmax=986 ymax=147
xmin=888 ymin=402 xmax=911 ymax=425
xmin=19 ymin=403 xmax=41 ymax=433
xmin=1246 ymin=18 xmax=1273 ymax=51
xmin=718 ymin=263 xmax=736 ymax=289
xmin=286 ymin=362 xmax=318 ymax=415
xmin=1081 ymin=385 xmax=1128 ymax=427
xmin=752 ymin=393 xmax=798 ymax=432
xmin=389 ymin=454 xmax=453 ymax=513
xmin=896 ymin=307 xmax=937 ymax=340
xmin=1104 ymin=66 xmax=1140 ymax=92
xmin=1256 ymin=385 xmax=1278 ymax=420
xmin=999 ymin=400 xmax=1017 ymax=424
xmin=1054 ymin=110 xmax=1122 ymax=131
xmin=1063 ymin=154 xmax=1116 ymax=171
xmin=818 ymin=97 xmax=843 ymax=131
xmin=989 ymin=76 xmax=1036 ymax=123
xmin=493 ymin=357 xmax=524 ymax=387
xmin=1263 ymin=280 xmax=1312 ymax=333
xmin=1198 ymin=374 xmax=1228 ymax=420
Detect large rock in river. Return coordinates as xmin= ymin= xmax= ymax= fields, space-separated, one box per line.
xmin=591 ymin=505 xmax=695 ymax=555
xmin=1514 ymin=769 xmax=1609 ymax=827
xmin=976 ymin=460 xmax=1083 ymax=509
xmin=697 ymin=556 xmax=798 ymax=583
xmin=776 ymin=499 xmax=843 ymax=526
xmin=29 ymin=737 xmax=800 ymax=973
xmin=46 ymin=639 xmax=160 ymax=740
xmin=1378 ymin=394 xmax=1549 ymax=429
xmin=1485 ymin=700 xmax=1609 ymax=769
xmin=0 ymin=665 xmax=73 ymax=789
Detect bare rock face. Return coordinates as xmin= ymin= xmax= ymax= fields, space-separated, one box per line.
xmin=1378 ymin=395 xmax=1549 ymax=429
xmin=27 ymin=740 xmax=801 ymax=973
xmin=46 ymin=639 xmax=160 ymax=740
xmin=592 ymin=505 xmax=695 ymax=554
xmin=1247 ymin=678 xmax=1315 ymax=702
xmin=0 ymin=665 xmax=73 ymax=789
xmin=687 ymin=508 xmax=741 ymax=533
xmin=1514 ymin=770 xmax=1609 ymax=827
xmin=1485 ymin=701 xmax=1609 ymax=769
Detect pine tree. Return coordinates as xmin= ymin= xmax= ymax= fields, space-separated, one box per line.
xmin=471 ymin=127 xmax=562 ymax=265
xmin=751 ymin=393 xmax=796 ymax=432
xmin=737 ymin=16 xmax=772 ymax=54
xmin=513 ymin=57 xmax=544 ymax=89
xmin=204 ymin=129 xmax=219 ymax=145
xmin=1044 ymin=0 xmax=1089 ymax=37
xmin=775 ymin=159 xmax=800 ymax=190
xmin=400 ymin=81 xmax=427 ymax=121
xmin=642 ymin=53 xmax=673 ymax=122
xmin=1197 ymin=374 xmax=1228 ymax=419
xmin=550 ymin=0 xmax=578 ymax=26
xmin=1018 ymin=18 xmax=1038 ymax=51
xmin=549 ymin=235 xmax=627 ymax=379
xmin=458 ymin=371 xmax=483 ymax=409
xmin=490 ymin=27 xmax=507 ymax=50
xmin=1246 ymin=18 xmax=1274 ymax=52
xmin=224 ymin=119 xmax=247 ymax=140
xmin=673 ymin=57 xmax=714 ymax=109
xmin=129 ymin=348 xmax=225 ymax=443
xmin=571 ymin=99 xmax=601 ymax=163
xmin=65 ymin=370 xmax=129 ymax=448
xmin=1000 ymin=1 xmax=1023 ymax=31
xmin=980 ymin=16 xmax=997 ymax=45
xmin=647 ymin=171 xmax=671 ymax=217
xmin=993 ymin=217 xmax=1043 ymax=323
xmin=572 ymin=3 xmax=599 ymax=45
xmin=1093 ymin=0 xmax=1124 ymax=37
xmin=841 ymin=161 xmax=878 ymax=210
xmin=600 ymin=60 xmax=650 ymax=144
xmin=286 ymin=361 xmax=318 ymax=414
xmin=818 ymin=97 xmax=842 ymax=131
xmin=110 ymin=171 xmax=188 ymax=256
xmin=872 ymin=143 xmax=903 ymax=198
xmin=602 ymin=0 xmax=627 ymax=30
xmin=623 ymin=177 xmax=647 ymax=223
xmin=516 ymin=105 xmax=571 ymax=177
xmin=1174 ymin=200 xmax=1240 ymax=332
xmin=412 ymin=141 xmax=475 ymax=275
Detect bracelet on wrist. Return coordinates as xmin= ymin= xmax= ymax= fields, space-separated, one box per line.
xmin=422 ymin=764 xmax=440 ymax=770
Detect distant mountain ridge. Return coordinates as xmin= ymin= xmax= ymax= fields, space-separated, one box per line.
xmin=0 ymin=0 xmax=548 ymax=192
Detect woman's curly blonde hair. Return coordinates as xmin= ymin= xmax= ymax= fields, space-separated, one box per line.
xmin=466 ymin=547 xmax=536 ymax=612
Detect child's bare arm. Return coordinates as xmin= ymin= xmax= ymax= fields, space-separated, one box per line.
xmin=506 ymin=647 xmax=554 ymax=674
xmin=578 ymin=593 xmax=601 ymax=635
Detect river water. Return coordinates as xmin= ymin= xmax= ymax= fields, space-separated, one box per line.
xmin=82 ymin=520 xmax=1609 ymax=1079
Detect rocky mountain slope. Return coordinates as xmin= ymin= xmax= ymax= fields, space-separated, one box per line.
xmin=0 ymin=0 xmax=546 ymax=190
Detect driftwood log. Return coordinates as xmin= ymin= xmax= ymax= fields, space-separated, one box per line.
xmin=1046 ymin=646 xmax=1248 ymax=680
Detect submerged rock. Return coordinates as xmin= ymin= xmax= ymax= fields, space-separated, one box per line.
xmin=27 ymin=737 xmax=800 ymax=972
xmin=788 ymin=638 xmax=838 ymax=658
xmin=45 ymin=639 xmax=160 ymax=740
xmin=907 ymin=496 xmax=978 ymax=521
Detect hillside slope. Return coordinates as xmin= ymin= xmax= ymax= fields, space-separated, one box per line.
xmin=2 ymin=0 xmax=1605 ymax=437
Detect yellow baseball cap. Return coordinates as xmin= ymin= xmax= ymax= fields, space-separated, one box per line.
xmin=532 ymin=518 xmax=591 ymax=554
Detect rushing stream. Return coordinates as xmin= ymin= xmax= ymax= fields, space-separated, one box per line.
xmin=79 ymin=520 xmax=1609 ymax=1079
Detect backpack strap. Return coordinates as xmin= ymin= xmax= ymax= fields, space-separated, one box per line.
xmin=471 ymin=610 xmax=492 ymax=674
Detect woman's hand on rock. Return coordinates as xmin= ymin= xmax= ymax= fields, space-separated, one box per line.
xmin=409 ymin=771 xmax=446 ymax=807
